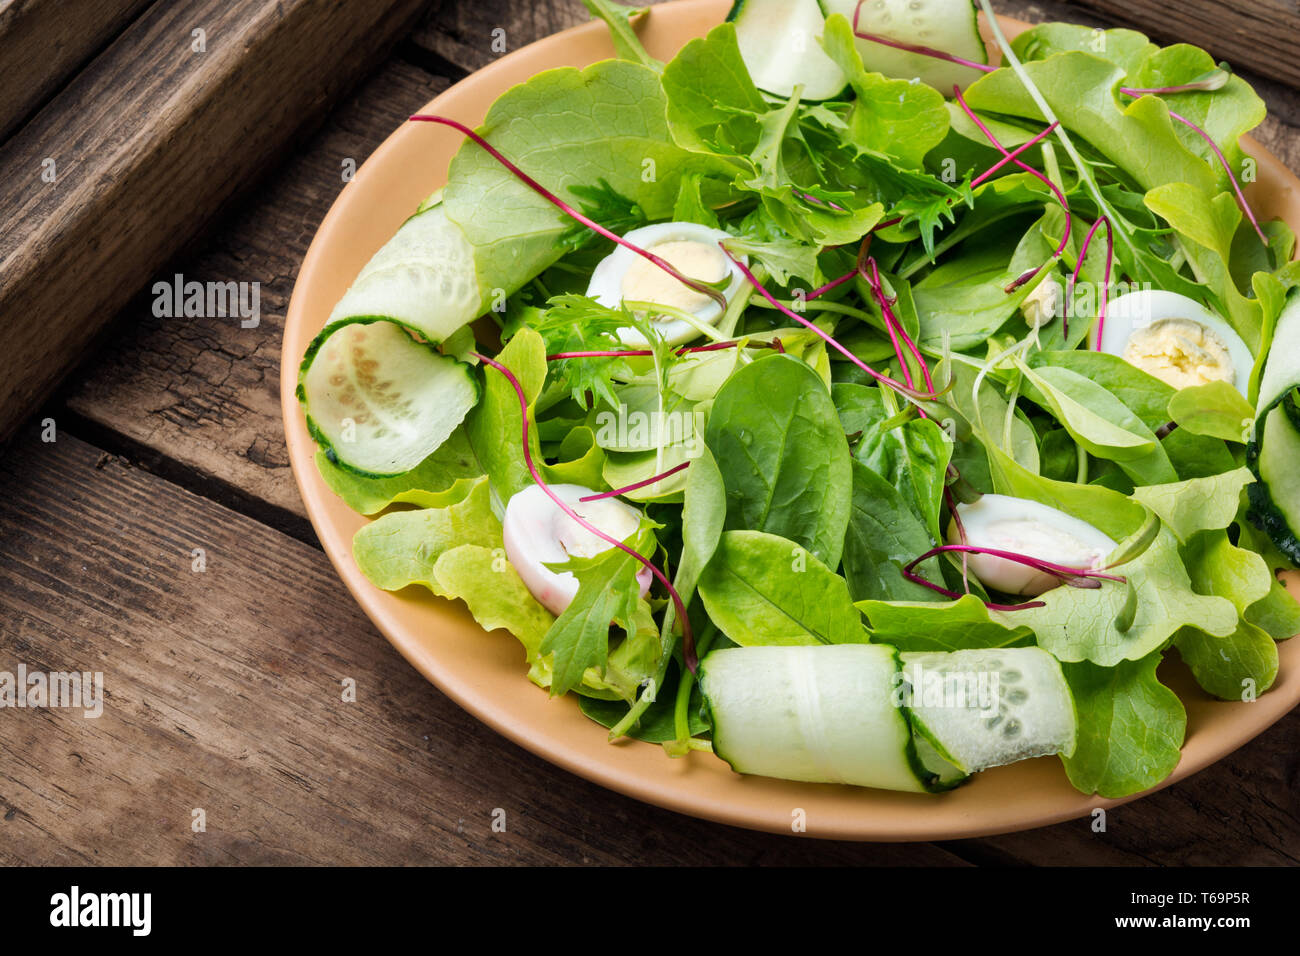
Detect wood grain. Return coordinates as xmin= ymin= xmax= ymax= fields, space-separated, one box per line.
xmin=0 ymin=0 xmax=151 ymax=143
xmin=63 ymin=60 xmax=452 ymax=529
xmin=0 ymin=0 xmax=432 ymax=445
xmin=0 ymin=430 xmax=970 ymax=866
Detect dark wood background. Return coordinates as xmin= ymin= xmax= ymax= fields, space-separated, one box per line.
xmin=1 ymin=0 xmax=1297 ymax=865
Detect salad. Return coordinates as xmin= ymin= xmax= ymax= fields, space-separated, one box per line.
xmin=296 ymin=0 xmax=1300 ymax=799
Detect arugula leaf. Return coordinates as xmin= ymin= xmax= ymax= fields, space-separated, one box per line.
xmin=581 ymin=0 xmax=662 ymax=70
xmin=557 ymin=179 xmax=649 ymax=253
xmin=1060 ymin=652 xmax=1186 ymax=798
xmin=540 ymin=520 xmax=659 ymax=696
xmin=698 ymin=530 xmax=866 ymax=646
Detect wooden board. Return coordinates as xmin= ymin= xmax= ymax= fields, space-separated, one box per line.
xmin=0 ymin=0 xmax=150 ymax=142
xmin=0 ymin=0 xmax=432 ymax=445
xmin=12 ymin=0 xmax=1300 ymax=864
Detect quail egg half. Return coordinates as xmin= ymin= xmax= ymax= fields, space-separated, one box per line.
xmin=1099 ymin=290 xmax=1254 ymax=395
xmin=586 ymin=222 xmax=749 ymax=347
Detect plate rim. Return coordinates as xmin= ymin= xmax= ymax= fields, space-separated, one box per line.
xmin=280 ymin=0 xmax=1300 ymax=842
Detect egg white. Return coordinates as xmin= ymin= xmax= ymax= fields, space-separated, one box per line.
xmin=950 ymin=494 xmax=1118 ymax=597
xmin=1099 ymin=290 xmax=1254 ymax=396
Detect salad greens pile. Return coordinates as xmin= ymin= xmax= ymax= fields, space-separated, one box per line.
xmin=297 ymin=0 xmax=1300 ymax=799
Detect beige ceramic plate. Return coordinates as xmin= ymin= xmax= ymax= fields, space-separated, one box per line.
xmin=281 ymin=0 xmax=1300 ymax=840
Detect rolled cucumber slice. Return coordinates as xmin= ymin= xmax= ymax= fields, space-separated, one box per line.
xmin=698 ymin=644 xmax=939 ymax=792
xmin=901 ymin=647 xmax=1076 ymax=774
xmin=728 ymin=0 xmax=850 ymax=100
xmin=298 ymin=319 xmax=480 ymax=478
xmin=819 ymin=0 xmax=987 ymax=94
xmin=1248 ymin=290 xmax=1300 ymax=565
xmin=328 ymin=201 xmax=484 ymax=346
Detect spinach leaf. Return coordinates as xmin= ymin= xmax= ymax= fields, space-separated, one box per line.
xmin=843 ymin=459 xmax=942 ymax=603
xmin=697 ymin=530 xmax=865 ymax=646
xmin=856 ymin=415 xmax=953 ymax=544
xmin=706 ymin=354 xmax=852 ymax=568
xmin=1166 ymin=381 xmax=1255 ymax=443
xmin=857 ymin=594 xmax=1034 ymax=653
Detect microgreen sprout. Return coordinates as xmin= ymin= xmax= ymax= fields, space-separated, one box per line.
xmin=952 ymin=86 xmax=1072 ymax=289
xmin=901 ymin=544 xmax=1126 ymax=611
xmin=1065 ymin=215 xmax=1115 ymax=348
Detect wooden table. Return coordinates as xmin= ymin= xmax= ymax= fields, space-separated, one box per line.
xmin=2 ymin=0 xmax=1298 ymax=866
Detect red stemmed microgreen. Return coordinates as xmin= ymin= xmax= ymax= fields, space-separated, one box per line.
xmin=1115 ymin=94 xmax=1268 ymax=244
xmin=471 ymin=350 xmax=698 ymax=670
xmin=409 ymin=114 xmax=728 ymax=311
xmin=900 ymin=544 xmax=1127 ymax=612
xmin=952 ymin=86 xmax=1072 ymax=292
xmin=579 ymin=462 xmax=691 ymax=502
xmin=719 ymin=245 xmax=949 ymax=404
xmin=546 ymin=339 xmax=787 ymax=361
xmin=1065 ymin=216 xmax=1115 ymax=349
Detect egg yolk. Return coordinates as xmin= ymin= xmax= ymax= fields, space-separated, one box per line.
xmin=1122 ymin=318 xmax=1235 ymax=390
xmin=620 ymin=239 xmax=729 ymax=316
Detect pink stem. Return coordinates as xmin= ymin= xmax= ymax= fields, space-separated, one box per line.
xmin=545 ymin=340 xmax=783 ymax=361
xmin=580 ymin=462 xmax=691 ymax=502
xmin=908 ymin=544 xmax=1127 ymax=583
xmin=1065 ymin=216 xmax=1114 ymax=349
xmin=952 ymin=87 xmax=1072 ymax=274
xmin=898 ymin=566 xmax=1046 ymax=612
xmin=1127 ymin=101 xmax=1267 ymax=245
xmin=719 ymin=244 xmax=944 ymax=400
xmin=472 ymin=351 xmax=697 ymax=670
xmin=852 ymin=0 xmax=995 ymax=76
xmin=409 ymin=114 xmax=727 ymax=310
xmin=970 ymin=121 xmax=1061 ymax=187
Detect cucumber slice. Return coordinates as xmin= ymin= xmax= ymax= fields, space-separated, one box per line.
xmin=699 ymin=644 xmax=935 ymax=792
xmin=1248 ymin=404 xmax=1300 ymax=565
xmin=298 ymin=319 xmax=480 ymax=478
xmin=901 ymin=647 xmax=1076 ymax=774
xmin=1248 ymin=290 xmax=1300 ymax=564
xmin=728 ymin=0 xmax=850 ymax=100
xmin=328 ymin=202 xmax=483 ymax=345
xmin=819 ymin=0 xmax=987 ymax=94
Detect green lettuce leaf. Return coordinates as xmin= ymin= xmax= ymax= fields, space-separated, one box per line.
xmin=315 ymin=428 xmax=483 ymax=516
xmin=1131 ymin=467 xmax=1255 ymax=543
xmin=1061 ymin=652 xmax=1186 ymax=798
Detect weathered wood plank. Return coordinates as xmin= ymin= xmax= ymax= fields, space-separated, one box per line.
xmin=63 ymin=60 xmax=452 ymax=528
xmin=0 ymin=430 xmax=971 ymax=865
xmin=0 ymin=0 xmax=434 ymax=444
xmin=0 ymin=0 xmax=151 ymax=143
